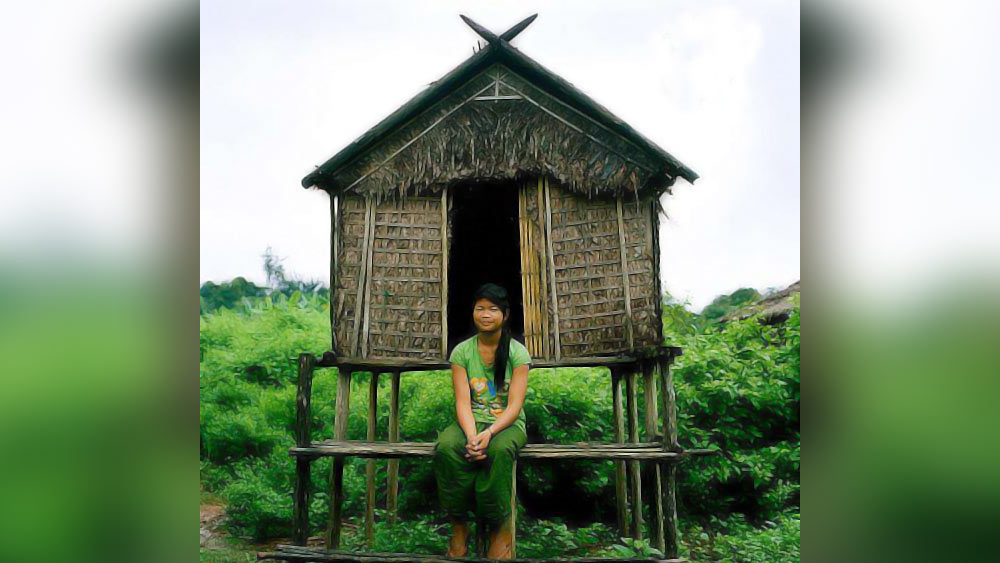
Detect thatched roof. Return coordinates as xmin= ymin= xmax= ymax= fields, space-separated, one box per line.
xmin=301 ymin=16 xmax=697 ymax=201
xmin=722 ymin=281 xmax=800 ymax=325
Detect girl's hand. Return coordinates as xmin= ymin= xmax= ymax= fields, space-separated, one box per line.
xmin=464 ymin=429 xmax=492 ymax=461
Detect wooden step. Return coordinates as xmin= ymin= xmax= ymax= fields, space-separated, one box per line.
xmin=290 ymin=440 xmax=714 ymax=461
xmin=258 ymin=544 xmax=687 ymax=562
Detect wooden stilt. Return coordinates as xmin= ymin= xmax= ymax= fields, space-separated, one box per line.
xmin=625 ymin=368 xmax=643 ymax=540
xmin=364 ymin=372 xmax=379 ymax=548
xmin=658 ymin=355 xmax=680 ymax=559
xmin=293 ymin=354 xmax=315 ymax=546
xmin=386 ymin=370 xmax=401 ymax=524
xmin=326 ymin=368 xmax=352 ymax=549
xmin=611 ymin=368 xmax=629 ymax=537
xmin=642 ymin=359 xmax=665 ymax=554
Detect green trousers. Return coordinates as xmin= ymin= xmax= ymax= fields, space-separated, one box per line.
xmin=433 ymin=420 xmax=526 ymax=524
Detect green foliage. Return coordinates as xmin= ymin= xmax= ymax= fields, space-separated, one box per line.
xmin=200 ymin=280 xmax=799 ymax=556
xmin=700 ymin=287 xmax=763 ymax=321
xmin=683 ymin=512 xmax=800 ymax=562
xmin=666 ymin=294 xmax=800 ymax=525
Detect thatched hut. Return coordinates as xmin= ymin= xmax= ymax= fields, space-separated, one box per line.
xmin=301 ymin=15 xmax=697 ymax=362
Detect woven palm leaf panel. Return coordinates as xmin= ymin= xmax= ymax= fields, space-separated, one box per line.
xmin=549 ymin=183 xmax=630 ymax=357
xmin=364 ymin=196 xmax=444 ymax=359
xmin=621 ymin=198 xmax=660 ymax=348
xmin=333 ymin=195 xmax=367 ymax=354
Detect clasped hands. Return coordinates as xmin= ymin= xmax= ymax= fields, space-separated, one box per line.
xmin=464 ymin=428 xmax=493 ymax=462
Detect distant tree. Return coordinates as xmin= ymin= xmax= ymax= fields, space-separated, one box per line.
xmin=701 ymin=287 xmax=762 ymax=321
xmin=200 ymin=276 xmax=267 ymax=314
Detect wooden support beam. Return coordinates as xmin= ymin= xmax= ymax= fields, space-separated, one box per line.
xmin=657 ymin=356 xmax=680 ymax=559
xmin=351 ymin=198 xmax=374 ymax=356
xmin=326 ymin=368 xmax=353 ymax=549
xmin=499 ymin=14 xmax=538 ymax=42
xmin=293 ymin=353 xmax=315 ymax=546
xmin=386 ymin=370 xmax=401 ymax=524
xmin=542 ymin=177 xmax=561 ymax=361
xmin=440 ymin=189 xmax=449 ymax=357
xmin=625 ymin=368 xmax=643 ymax=540
xmin=365 ymin=372 xmax=379 ymax=548
xmin=611 ymin=368 xmax=629 ymax=537
xmin=331 ymin=195 xmax=339 ymax=354
xmin=459 ymin=15 xmax=499 ymax=45
xmin=511 ymin=458 xmax=518 ymax=558
xmin=642 ymin=360 xmax=665 ymax=554
xmin=616 ymin=195 xmax=635 ymax=350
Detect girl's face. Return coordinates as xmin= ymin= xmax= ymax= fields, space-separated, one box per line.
xmin=473 ymin=298 xmax=507 ymax=333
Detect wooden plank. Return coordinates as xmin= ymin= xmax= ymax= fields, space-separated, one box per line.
xmin=543 ymin=177 xmax=561 ymax=361
xmin=352 ymin=199 xmax=374 ymax=356
xmin=293 ymin=353 xmax=316 ymax=546
xmin=625 ymin=368 xmax=643 ymax=540
xmin=365 ymin=372 xmax=379 ymax=548
xmin=441 ymin=188 xmax=449 ymax=357
xmin=386 ymin=370 xmax=401 ymax=524
xmin=642 ymin=360 xmax=665 ymax=553
xmin=611 ymin=368 xmax=628 ymax=537
xmin=326 ymin=368 xmax=353 ymax=549
xmin=617 ymin=195 xmax=635 ymax=350
xmin=265 ymin=544 xmax=688 ymax=562
xmin=291 ymin=441 xmax=703 ymax=460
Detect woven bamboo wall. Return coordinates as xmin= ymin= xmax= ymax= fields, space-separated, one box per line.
xmin=622 ymin=198 xmax=660 ymax=348
xmin=548 ymin=183 xmax=631 ymax=357
xmin=364 ymin=196 xmax=445 ymax=359
xmin=333 ymin=196 xmax=367 ymax=354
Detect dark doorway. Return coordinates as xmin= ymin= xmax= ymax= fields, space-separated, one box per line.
xmin=447 ymin=180 xmax=524 ymax=353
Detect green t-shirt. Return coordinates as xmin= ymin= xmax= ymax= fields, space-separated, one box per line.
xmin=448 ymin=334 xmax=531 ymax=434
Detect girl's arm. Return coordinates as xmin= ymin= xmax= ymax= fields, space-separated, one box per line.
xmin=451 ymin=364 xmax=478 ymax=440
xmin=485 ymin=363 xmax=529 ymax=435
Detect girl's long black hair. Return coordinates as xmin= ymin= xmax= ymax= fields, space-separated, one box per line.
xmin=472 ymin=283 xmax=511 ymax=392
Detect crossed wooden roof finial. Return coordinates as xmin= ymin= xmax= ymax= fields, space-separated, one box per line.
xmin=460 ymin=13 xmax=538 ymax=46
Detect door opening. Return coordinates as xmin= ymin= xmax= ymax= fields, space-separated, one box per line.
xmin=447 ymin=180 xmax=524 ymax=354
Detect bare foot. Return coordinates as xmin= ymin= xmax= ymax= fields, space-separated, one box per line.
xmin=487 ymin=519 xmax=513 ymax=560
xmin=447 ymin=519 xmax=469 ymax=557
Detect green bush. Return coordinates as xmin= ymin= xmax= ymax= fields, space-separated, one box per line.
xmin=200 ymin=289 xmax=800 ymax=556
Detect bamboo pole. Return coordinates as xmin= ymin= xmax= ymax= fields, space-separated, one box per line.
xmin=293 ymin=353 xmax=315 ymax=546
xmin=352 ymin=198 xmax=374 ymax=356
xmin=611 ymin=368 xmax=628 ymax=537
xmin=625 ymin=368 xmax=643 ymax=540
xmin=536 ymin=178 xmax=550 ymax=360
xmin=517 ymin=185 xmax=533 ymax=355
xmin=616 ymin=195 xmax=635 ymax=350
xmin=331 ymin=195 xmax=339 ymax=353
xmin=543 ymin=177 xmax=561 ymax=361
xmin=365 ymin=372 xmax=379 ymax=548
xmin=657 ymin=355 xmax=679 ymax=558
xmin=642 ymin=360 xmax=665 ymax=554
xmin=326 ymin=368 xmax=353 ymax=549
xmin=360 ymin=200 xmax=377 ymax=358
xmin=386 ymin=370 xmax=401 ymax=523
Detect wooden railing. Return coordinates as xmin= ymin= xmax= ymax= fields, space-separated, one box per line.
xmin=266 ymin=346 xmax=714 ymax=563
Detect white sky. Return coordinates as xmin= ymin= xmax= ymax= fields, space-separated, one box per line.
xmin=200 ymin=0 xmax=800 ymax=311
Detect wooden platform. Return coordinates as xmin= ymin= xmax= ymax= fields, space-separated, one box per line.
xmin=258 ymin=544 xmax=687 ymax=563
xmin=290 ymin=440 xmax=715 ymax=461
